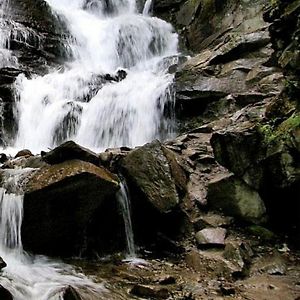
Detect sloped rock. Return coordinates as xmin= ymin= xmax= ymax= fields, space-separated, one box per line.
xmin=195 ymin=228 xmax=226 ymax=247
xmin=41 ymin=140 xmax=100 ymax=166
xmin=121 ymin=140 xmax=186 ymax=214
xmin=22 ymin=159 xmax=119 ymax=256
xmin=207 ymin=174 xmax=266 ymax=224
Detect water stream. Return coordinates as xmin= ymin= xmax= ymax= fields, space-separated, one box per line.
xmin=117 ymin=181 xmax=136 ymax=258
xmin=10 ymin=0 xmax=178 ymax=153
xmin=0 ymin=170 xmax=105 ymax=299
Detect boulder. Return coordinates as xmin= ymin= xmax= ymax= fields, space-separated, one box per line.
xmin=130 ymin=284 xmax=169 ymax=299
xmin=121 ymin=140 xmax=186 ymax=214
xmin=22 ymin=159 xmax=119 ymax=256
xmin=0 ymin=286 xmax=13 ymax=300
xmin=41 ymin=141 xmax=100 ymax=166
xmin=0 ymin=154 xmax=8 ymax=164
xmin=207 ymin=174 xmax=266 ymax=224
xmin=195 ymin=228 xmax=226 ymax=247
xmin=15 ymin=149 xmax=33 ymax=158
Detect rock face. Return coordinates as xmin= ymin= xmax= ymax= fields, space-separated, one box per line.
xmin=22 ymin=159 xmax=119 ymax=256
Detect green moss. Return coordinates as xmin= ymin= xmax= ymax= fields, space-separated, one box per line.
xmin=258 ymin=113 xmax=300 ymax=146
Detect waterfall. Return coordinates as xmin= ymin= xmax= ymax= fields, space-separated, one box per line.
xmin=117 ymin=181 xmax=136 ymax=258
xmin=143 ymin=0 xmax=153 ymax=15
xmin=8 ymin=0 xmax=178 ymax=154
xmin=0 ymin=169 xmax=106 ymax=299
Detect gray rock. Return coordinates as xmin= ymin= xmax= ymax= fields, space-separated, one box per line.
xmin=195 ymin=228 xmax=226 ymax=246
xmin=207 ymin=174 xmax=266 ymax=224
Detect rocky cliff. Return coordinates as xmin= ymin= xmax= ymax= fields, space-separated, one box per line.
xmin=0 ymin=0 xmax=299 ymax=299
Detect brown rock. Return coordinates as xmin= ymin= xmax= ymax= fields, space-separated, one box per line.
xmin=195 ymin=228 xmax=226 ymax=247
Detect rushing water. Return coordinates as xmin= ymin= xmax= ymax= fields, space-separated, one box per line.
xmin=0 ymin=170 xmax=106 ymax=299
xmin=8 ymin=0 xmax=178 ymax=154
xmin=0 ymin=0 xmax=179 ymax=298
xmin=117 ymin=181 xmax=136 ymax=258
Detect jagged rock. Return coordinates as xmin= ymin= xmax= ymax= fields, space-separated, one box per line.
xmin=207 ymin=174 xmax=266 ymax=224
xmin=22 ymin=159 xmax=119 ymax=256
xmin=195 ymin=228 xmax=226 ymax=247
xmin=41 ymin=141 xmax=100 ymax=166
xmin=193 ymin=213 xmax=233 ymax=231
xmin=130 ymin=284 xmax=169 ymax=299
xmin=61 ymin=286 xmax=82 ymax=300
xmin=0 ymin=257 xmax=7 ymax=270
xmin=0 ymin=285 xmax=13 ymax=300
xmin=223 ymin=241 xmax=253 ymax=272
xmin=0 ymin=154 xmax=8 ymax=164
xmin=15 ymin=149 xmax=33 ymax=158
xmin=121 ymin=140 xmax=186 ymax=214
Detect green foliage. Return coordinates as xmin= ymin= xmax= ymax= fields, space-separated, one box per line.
xmin=258 ymin=113 xmax=300 ymax=146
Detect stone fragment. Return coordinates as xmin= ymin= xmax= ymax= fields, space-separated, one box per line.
xmin=195 ymin=228 xmax=226 ymax=246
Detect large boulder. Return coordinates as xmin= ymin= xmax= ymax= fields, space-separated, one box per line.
xmin=207 ymin=174 xmax=266 ymax=224
xmin=121 ymin=140 xmax=186 ymax=214
xmin=120 ymin=140 xmax=187 ymax=245
xmin=22 ymin=159 xmax=119 ymax=256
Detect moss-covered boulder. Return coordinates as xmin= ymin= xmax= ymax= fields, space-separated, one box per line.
xmin=207 ymin=174 xmax=266 ymax=224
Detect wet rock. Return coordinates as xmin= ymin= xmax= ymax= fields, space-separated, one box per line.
xmin=0 ymin=257 xmax=7 ymax=270
xmin=42 ymin=141 xmax=100 ymax=166
xmin=15 ymin=149 xmax=33 ymax=158
xmin=121 ymin=140 xmax=186 ymax=214
xmin=130 ymin=284 xmax=169 ymax=299
xmin=0 ymin=154 xmax=8 ymax=164
xmin=158 ymin=275 xmax=176 ymax=285
xmin=22 ymin=159 xmax=119 ymax=256
xmin=61 ymin=286 xmax=82 ymax=300
xmin=0 ymin=285 xmax=13 ymax=300
xmin=195 ymin=228 xmax=226 ymax=247
xmin=207 ymin=174 xmax=266 ymax=224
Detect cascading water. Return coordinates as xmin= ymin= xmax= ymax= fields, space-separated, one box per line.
xmin=0 ymin=0 xmax=179 ymax=298
xmin=11 ymin=0 xmax=178 ymax=153
xmin=117 ymin=181 xmax=136 ymax=258
xmin=0 ymin=169 xmax=106 ymax=299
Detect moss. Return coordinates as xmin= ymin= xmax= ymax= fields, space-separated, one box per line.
xmin=258 ymin=113 xmax=300 ymax=146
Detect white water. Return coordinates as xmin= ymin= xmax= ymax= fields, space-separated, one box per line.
xmin=0 ymin=0 xmax=178 ymax=298
xmin=9 ymin=0 xmax=178 ymax=154
xmin=117 ymin=181 xmax=136 ymax=258
xmin=0 ymin=170 xmax=106 ymax=299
